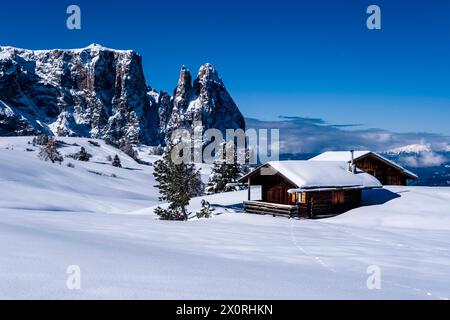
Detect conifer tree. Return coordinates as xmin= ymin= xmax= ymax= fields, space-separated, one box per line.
xmin=38 ymin=137 xmax=63 ymax=164
xmin=77 ymin=147 xmax=91 ymax=161
xmin=206 ymin=142 xmax=244 ymax=194
xmin=112 ymin=154 xmax=122 ymax=168
xmin=120 ymin=139 xmax=137 ymax=159
xmin=33 ymin=134 xmax=49 ymax=146
xmin=153 ymin=144 xmax=203 ymax=221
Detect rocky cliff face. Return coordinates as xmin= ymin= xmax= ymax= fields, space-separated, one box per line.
xmin=166 ymin=64 xmax=245 ymax=140
xmin=0 ymin=44 xmax=245 ymax=146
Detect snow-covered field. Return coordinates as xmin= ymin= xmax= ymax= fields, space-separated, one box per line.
xmin=0 ymin=137 xmax=449 ymax=299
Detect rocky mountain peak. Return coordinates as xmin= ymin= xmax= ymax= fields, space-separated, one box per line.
xmin=86 ymin=43 xmax=105 ymax=50
xmin=0 ymin=45 xmax=245 ymax=148
xmin=164 ymin=62 xmax=245 ymax=141
xmin=174 ymin=65 xmax=192 ymax=104
xmin=196 ymin=63 xmax=223 ymax=88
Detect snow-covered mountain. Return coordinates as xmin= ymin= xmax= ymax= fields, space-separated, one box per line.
xmin=378 ymin=144 xmax=450 ymax=185
xmin=387 ymin=144 xmax=433 ymax=154
xmin=166 ymin=64 xmax=245 ymax=140
xmin=382 ymin=143 xmax=449 ymax=169
xmin=0 ymin=44 xmax=245 ymax=147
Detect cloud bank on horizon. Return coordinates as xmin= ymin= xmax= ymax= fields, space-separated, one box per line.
xmin=246 ymin=116 xmax=450 ymax=166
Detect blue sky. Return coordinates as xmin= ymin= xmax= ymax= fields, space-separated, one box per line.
xmin=1 ymin=0 xmax=449 ymax=134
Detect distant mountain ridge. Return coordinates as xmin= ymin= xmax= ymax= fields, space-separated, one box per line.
xmin=387 ymin=144 xmax=433 ymax=154
xmin=0 ymin=44 xmax=245 ymax=147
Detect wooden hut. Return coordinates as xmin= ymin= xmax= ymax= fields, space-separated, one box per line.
xmin=238 ymin=161 xmax=382 ymax=219
xmin=309 ymin=151 xmax=418 ymax=185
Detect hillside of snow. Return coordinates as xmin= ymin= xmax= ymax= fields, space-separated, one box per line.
xmin=0 ymin=137 xmax=450 ymax=299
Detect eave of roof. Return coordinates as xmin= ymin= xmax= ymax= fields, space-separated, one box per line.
xmin=287 ymin=185 xmax=378 ymax=193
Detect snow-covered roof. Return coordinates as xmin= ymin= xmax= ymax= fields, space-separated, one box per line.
xmin=310 ymin=151 xmax=371 ymax=162
xmin=309 ymin=151 xmax=418 ymax=179
xmin=239 ymin=161 xmax=382 ymax=190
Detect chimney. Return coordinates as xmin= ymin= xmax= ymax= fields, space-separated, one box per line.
xmin=350 ymin=150 xmax=356 ymax=173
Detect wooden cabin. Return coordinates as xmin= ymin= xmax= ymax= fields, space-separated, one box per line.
xmin=238 ymin=161 xmax=382 ymax=219
xmin=309 ymin=151 xmax=418 ymax=186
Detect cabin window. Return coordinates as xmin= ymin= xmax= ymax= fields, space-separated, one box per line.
xmin=332 ymin=191 xmax=345 ymax=204
xmin=291 ymin=193 xmax=296 ymax=204
xmin=295 ymin=192 xmax=306 ymax=204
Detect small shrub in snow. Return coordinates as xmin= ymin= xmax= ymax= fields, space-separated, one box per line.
xmin=38 ymin=138 xmax=63 ymax=164
xmin=106 ymin=155 xmax=113 ymax=162
xmin=88 ymin=170 xmax=101 ymax=176
xmin=67 ymin=162 xmax=75 ymax=168
xmin=54 ymin=140 xmax=69 ymax=148
xmin=66 ymin=147 xmax=92 ymax=161
xmin=112 ymin=154 xmax=122 ymax=168
xmin=88 ymin=140 xmax=100 ymax=147
xmin=196 ymin=200 xmax=215 ymax=219
xmin=154 ymin=207 xmax=185 ymax=221
xmin=136 ymin=158 xmax=152 ymax=166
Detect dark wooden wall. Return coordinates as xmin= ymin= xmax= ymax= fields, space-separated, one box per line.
xmin=260 ymin=174 xmax=296 ymax=205
xmin=297 ymin=189 xmax=362 ymax=218
xmin=355 ymin=155 xmax=407 ymax=185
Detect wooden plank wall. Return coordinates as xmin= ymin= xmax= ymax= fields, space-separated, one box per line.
xmin=355 ymin=156 xmax=407 ymax=185
xmin=259 ymin=173 xmax=296 ymax=205
xmin=298 ymin=189 xmax=362 ymax=218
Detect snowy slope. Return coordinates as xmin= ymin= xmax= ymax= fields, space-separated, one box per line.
xmin=0 ymin=137 xmax=450 ymax=299
xmin=0 ymin=137 xmax=161 ymax=214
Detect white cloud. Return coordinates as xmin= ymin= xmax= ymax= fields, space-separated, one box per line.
xmin=245 ymin=117 xmax=450 ymax=159
xmin=400 ymin=152 xmax=445 ymax=168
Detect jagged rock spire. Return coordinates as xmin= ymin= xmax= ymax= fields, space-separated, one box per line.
xmin=173 ymin=65 xmax=192 ymax=111
xmin=165 ymin=63 xmax=245 ymax=142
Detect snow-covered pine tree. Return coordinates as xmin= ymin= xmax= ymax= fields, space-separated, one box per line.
xmin=112 ymin=154 xmax=122 ymax=168
xmin=205 ymin=161 xmax=239 ymax=194
xmin=38 ymin=137 xmax=63 ymax=164
xmin=120 ymin=139 xmax=137 ymax=160
xmin=153 ymin=143 xmax=203 ymax=221
xmin=206 ymin=142 xmax=244 ymax=194
xmin=77 ymin=147 xmax=91 ymax=161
